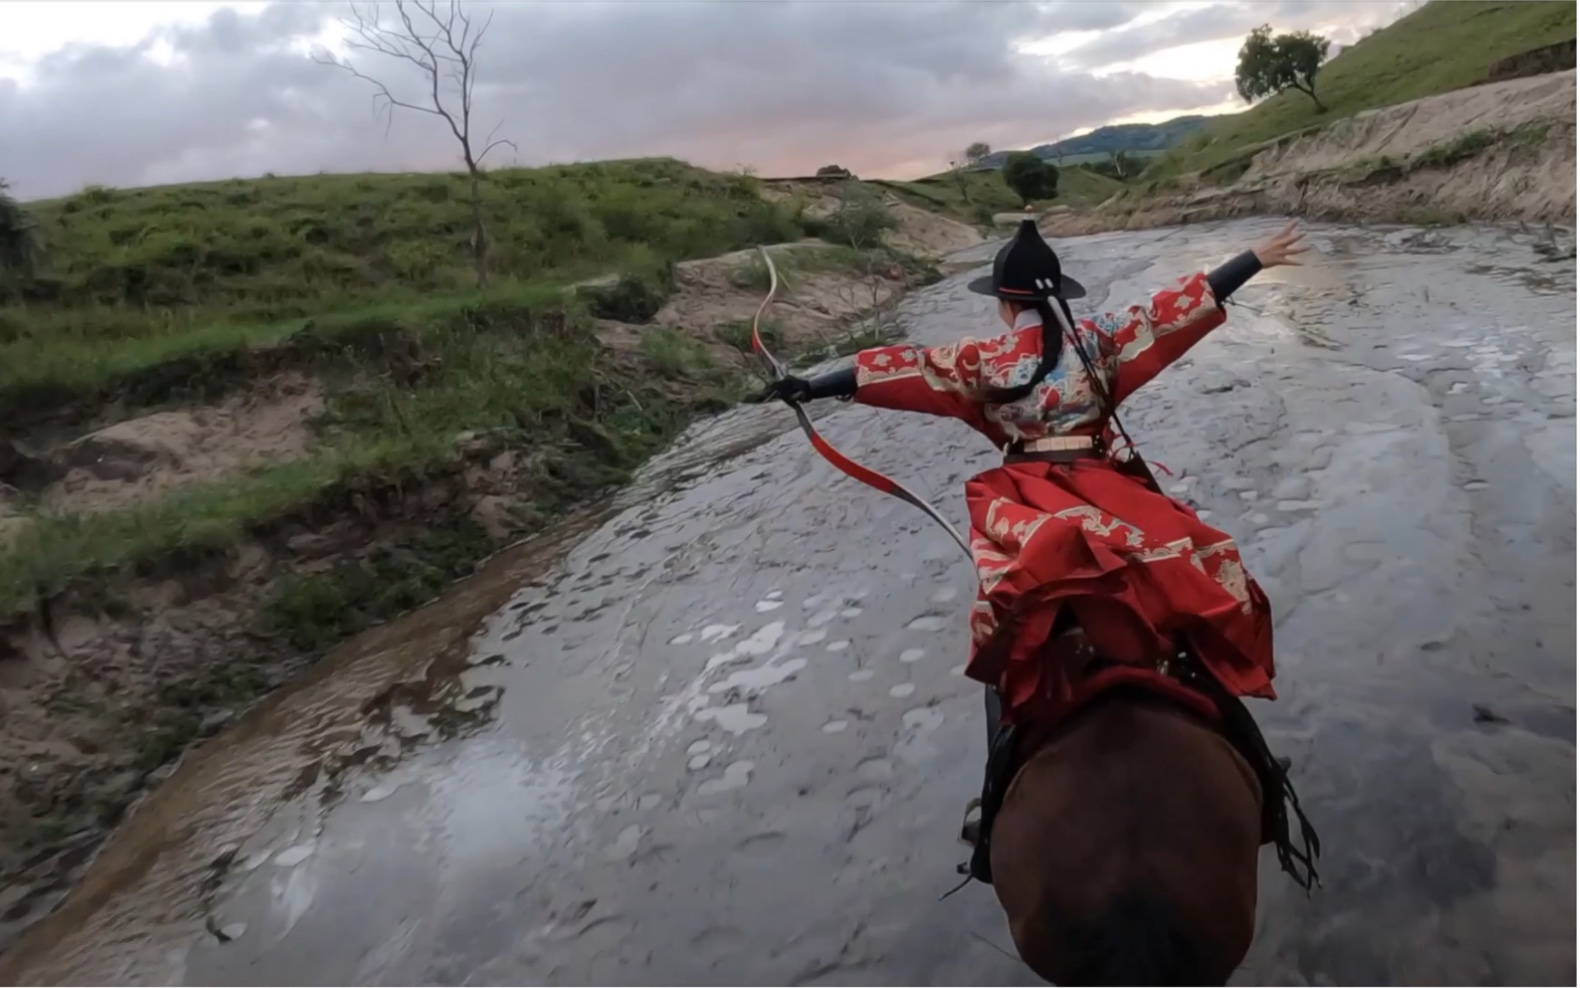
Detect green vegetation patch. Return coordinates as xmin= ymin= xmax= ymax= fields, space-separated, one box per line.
xmin=1 ymin=159 xmax=810 ymax=428
xmin=0 ymin=292 xmax=742 ymax=619
xmin=266 ymin=515 xmax=495 ymax=653
xmin=885 ymin=167 xmax=1124 ymax=226
xmin=1410 ymin=120 xmax=1552 ymax=170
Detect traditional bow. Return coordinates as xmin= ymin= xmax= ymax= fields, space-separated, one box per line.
xmin=750 ymin=246 xmax=973 ymax=561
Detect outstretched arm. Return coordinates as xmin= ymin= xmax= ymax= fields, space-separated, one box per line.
xmin=1102 ymin=270 xmax=1227 ymax=407
xmin=757 ymin=339 xmax=995 ymax=430
xmin=1105 ymin=222 xmax=1306 ymax=406
xmin=849 ymin=339 xmax=993 ymax=428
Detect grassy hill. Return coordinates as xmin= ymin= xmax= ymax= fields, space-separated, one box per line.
xmin=3 ymin=160 xmax=802 ymax=406
xmin=979 ymin=115 xmax=1210 ymax=169
xmin=898 ymin=163 xmax=1127 ymax=221
xmin=1149 ymin=0 xmax=1577 ymax=179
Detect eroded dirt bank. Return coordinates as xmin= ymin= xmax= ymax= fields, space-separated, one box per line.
xmin=1050 ymin=70 xmax=1578 ymax=236
xmin=2 ymin=218 xmax=1573 ymax=986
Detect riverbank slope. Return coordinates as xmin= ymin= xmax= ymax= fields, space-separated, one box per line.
xmin=0 ymin=160 xmax=981 ymax=942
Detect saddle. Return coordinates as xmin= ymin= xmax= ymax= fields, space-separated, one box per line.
xmin=957 ymin=631 xmax=1322 ymax=893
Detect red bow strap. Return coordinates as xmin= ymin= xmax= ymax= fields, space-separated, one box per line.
xmin=750 ymin=247 xmax=973 ymax=561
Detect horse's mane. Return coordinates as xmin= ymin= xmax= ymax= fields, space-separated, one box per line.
xmin=1059 ymin=886 xmax=1221 ymax=986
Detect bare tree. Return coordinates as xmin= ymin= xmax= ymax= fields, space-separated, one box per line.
xmin=947 ymin=158 xmax=972 ymax=203
xmin=829 ymin=243 xmax=911 ymax=355
xmin=316 ymin=1 xmax=515 ymax=287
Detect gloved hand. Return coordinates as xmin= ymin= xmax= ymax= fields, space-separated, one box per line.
xmin=749 ymin=375 xmax=812 ymax=404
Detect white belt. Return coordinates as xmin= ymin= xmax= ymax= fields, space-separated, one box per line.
xmin=1017 ymin=435 xmax=1097 ymax=453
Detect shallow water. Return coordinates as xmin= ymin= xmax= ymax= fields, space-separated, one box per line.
xmin=3 ymin=219 xmax=1574 ymax=986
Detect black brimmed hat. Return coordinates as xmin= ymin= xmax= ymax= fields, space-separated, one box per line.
xmin=968 ymin=208 xmax=1086 ymax=301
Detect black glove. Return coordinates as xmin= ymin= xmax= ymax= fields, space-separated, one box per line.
xmin=749 ymin=375 xmax=812 ymax=404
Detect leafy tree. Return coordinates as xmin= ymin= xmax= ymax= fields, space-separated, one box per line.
xmin=964 ymin=141 xmax=992 ymax=167
xmin=816 ymin=164 xmax=854 ymax=179
xmin=1001 ymin=152 xmax=1058 ymax=205
xmin=1235 ymin=24 xmax=1332 ymax=113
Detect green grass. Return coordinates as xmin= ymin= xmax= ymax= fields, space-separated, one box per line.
xmin=638 ymin=327 xmax=719 ymax=380
xmin=725 ymin=243 xmax=867 ymax=293
xmin=2 ymin=159 xmax=806 ymax=412
xmin=1410 ymin=119 xmax=1551 ymax=170
xmin=0 ymin=280 xmax=580 ymax=425
xmin=266 ymin=516 xmax=496 ymax=653
xmin=1149 ymin=0 xmax=1576 ymax=179
xmin=0 ymin=289 xmax=743 ymax=617
xmin=1050 ymin=149 xmax=1166 ymax=167
xmin=879 ymin=167 xmax=1124 ymax=226
xmin=15 ymin=158 xmax=797 ymax=318
xmin=1054 ymin=168 xmax=1130 ymax=207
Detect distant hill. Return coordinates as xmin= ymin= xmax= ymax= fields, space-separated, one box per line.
xmin=978 ymin=115 xmax=1211 ymax=169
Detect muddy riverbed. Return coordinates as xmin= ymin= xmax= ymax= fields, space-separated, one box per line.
xmin=2 ymin=218 xmax=1573 ymax=986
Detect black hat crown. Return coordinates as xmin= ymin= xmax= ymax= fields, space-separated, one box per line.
xmin=968 ymin=207 xmax=1086 ymax=301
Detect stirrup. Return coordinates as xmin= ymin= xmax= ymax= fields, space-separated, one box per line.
xmin=959 ymin=798 xmax=983 ymax=848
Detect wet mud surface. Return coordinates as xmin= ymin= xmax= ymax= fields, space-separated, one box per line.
xmin=2 ymin=219 xmax=1573 ymax=986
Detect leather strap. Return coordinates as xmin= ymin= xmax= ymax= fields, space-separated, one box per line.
xmin=1004 ymin=448 xmax=1104 ymax=465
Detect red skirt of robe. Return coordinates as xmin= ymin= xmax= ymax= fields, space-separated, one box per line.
xmin=962 ymin=457 xmax=1275 ymax=725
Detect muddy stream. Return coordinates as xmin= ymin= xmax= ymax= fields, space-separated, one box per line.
xmin=2 ymin=219 xmax=1574 ymax=986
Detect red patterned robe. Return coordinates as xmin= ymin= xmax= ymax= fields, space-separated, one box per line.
xmin=851 ymin=272 xmax=1275 ymax=724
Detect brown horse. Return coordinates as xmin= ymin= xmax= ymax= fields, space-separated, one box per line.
xmin=962 ymin=643 xmax=1318 ymax=986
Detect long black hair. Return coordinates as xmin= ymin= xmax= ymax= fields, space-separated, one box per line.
xmin=979 ymin=296 xmax=1076 ymax=404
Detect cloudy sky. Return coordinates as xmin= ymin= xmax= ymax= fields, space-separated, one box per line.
xmin=1 ymin=0 xmax=1415 ymax=200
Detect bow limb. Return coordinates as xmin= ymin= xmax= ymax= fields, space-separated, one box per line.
xmin=749 ymin=247 xmax=973 ymax=562
xmin=751 ymin=246 xmax=786 ymax=380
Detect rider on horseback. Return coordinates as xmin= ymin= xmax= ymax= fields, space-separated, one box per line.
xmin=757 ymin=212 xmax=1318 ymax=889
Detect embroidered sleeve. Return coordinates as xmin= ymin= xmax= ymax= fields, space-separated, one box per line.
xmin=1098 ymin=271 xmax=1227 ymax=406
xmin=851 ymin=338 xmax=991 ymax=429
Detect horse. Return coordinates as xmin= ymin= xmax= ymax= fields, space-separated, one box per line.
xmin=961 ymin=636 xmax=1319 ymax=986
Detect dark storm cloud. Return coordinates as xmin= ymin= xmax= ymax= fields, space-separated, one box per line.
xmin=0 ymin=0 xmax=1391 ymax=199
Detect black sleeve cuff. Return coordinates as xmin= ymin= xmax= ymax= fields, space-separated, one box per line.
xmin=1206 ymin=250 xmax=1263 ymax=304
xmin=805 ymin=367 xmax=858 ymax=400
